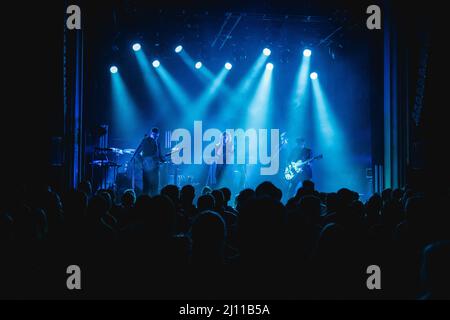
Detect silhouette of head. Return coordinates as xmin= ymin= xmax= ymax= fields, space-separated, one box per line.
xmin=197 ymin=194 xmax=215 ymax=213
xmin=181 ymin=185 xmax=195 ymax=205
xmin=302 ymin=180 xmax=315 ymax=192
xmin=381 ymin=188 xmax=392 ymax=205
xmin=78 ymin=180 xmax=92 ymax=197
xmin=191 ymin=210 xmax=226 ymax=264
xmin=121 ymin=189 xmax=136 ymax=208
xmin=98 ymin=190 xmax=112 ymax=211
xmin=420 ymin=241 xmax=450 ymax=299
xmin=150 ymin=127 xmax=160 ymax=139
xmin=201 ymin=186 xmax=212 ymax=195
xmin=337 ymin=188 xmax=354 ymax=211
xmin=211 ymin=189 xmax=225 ymax=212
xmin=366 ymin=193 xmax=382 ymax=212
xmin=236 ymin=188 xmax=255 ymax=212
xmin=160 ymin=185 xmax=179 ymax=206
xmin=256 ymin=181 xmax=282 ymax=201
xmin=326 ymin=192 xmax=339 ymax=213
xmin=220 ymin=187 xmax=232 ymax=205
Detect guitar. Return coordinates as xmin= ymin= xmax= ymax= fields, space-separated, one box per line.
xmin=284 ymin=154 xmax=323 ymax=181
xmin=141 ymin=147 xmax=179 ymax=171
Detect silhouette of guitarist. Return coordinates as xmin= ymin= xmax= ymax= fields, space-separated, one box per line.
xmin=139 ymin=127 xmax=166 ymax=196
xmin=287 ymin=137 xmax=312 ymax=197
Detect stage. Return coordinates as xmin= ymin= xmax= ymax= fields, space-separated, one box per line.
xmin=79 ymin=1 xmax=386 ymax=200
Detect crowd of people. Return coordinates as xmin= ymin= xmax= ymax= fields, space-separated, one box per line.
xmin=1 ymin=180 xmax=449 ymax=299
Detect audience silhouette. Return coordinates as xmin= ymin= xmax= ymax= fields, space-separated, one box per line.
xmin=0 ymin=179 xmax=448 ymax=299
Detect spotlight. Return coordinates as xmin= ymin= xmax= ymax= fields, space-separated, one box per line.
xmin=303 ymin=49 xmax=312 ymax=57
xmin=110 ymin=66 xmax=118 ymax=74
xmin=263 ymin=48 xmax=271 ymax=56
xmin=310 ymin=72 xmax=318 ymax=80
xmin=225 ymin=62 xmax=232 ymax=70
xmin=266 ymin=62 xmax=274 ymax=70
xmin=175 ymin=45 xmax=183 ymax=53
xmin=195 ymin=61 xmax=203 ymax=69
xmin=152 ymin=60 xmax=160 ymax=68
xmin=132 ymin=43 xmax=141 ymax=52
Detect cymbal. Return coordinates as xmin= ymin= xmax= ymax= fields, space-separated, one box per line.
xmin=123 ymin=149 xmax=136 ymax=154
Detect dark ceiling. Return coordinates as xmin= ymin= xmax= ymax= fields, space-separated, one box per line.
xmin=83 ymin=0 xmax=373 ymax=65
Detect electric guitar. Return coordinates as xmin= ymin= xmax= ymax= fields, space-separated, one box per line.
xmin=284 ymin=154 xmax=323 ymax=181
xmin=141 ymin=147 xmax=179 ymax=171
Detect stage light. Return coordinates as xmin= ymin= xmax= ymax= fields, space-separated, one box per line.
xmin=303 ymin=49 xmax=312 ymax=57
xmin=310 ymin=72 xmax=318 ymax=80
xmin=152 ymin=60 xmax=160 ymax=68
xmin=225 ymin=62 xmax=232 ymax=70
xmin=263 ymin=48 xmax=271 ymax=56
xmin=110 ymin=66 xmax=118 ymax=74
xmin=195 ymin=61 xmax=203 ymax=69
xmin=266 ymin=62 xmax=274 ymax=70
xmin=175 ymin=45 xmax=183 ymax=53
xmin=132 ymin=43 xmax=141 ymax=52
xmin=111 ymin=66 xmax=140 ymax=138
xmin=156 ymin=65 xmax=191 ymax=112
xmin=246 ymin=59 xmax=274 ymax=129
